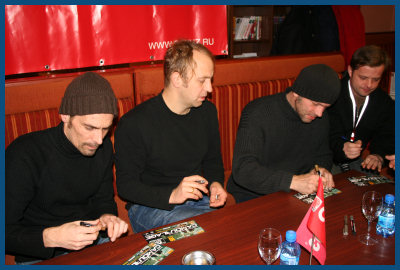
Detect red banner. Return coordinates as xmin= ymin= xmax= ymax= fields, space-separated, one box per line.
xmin=5 ymin=5 xmax=228 ymax=75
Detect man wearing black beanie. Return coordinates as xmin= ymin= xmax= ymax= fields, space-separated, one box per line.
xmin=6 ymin=72 xmax=128 ymax=264
xmin=227 ymin=64 xmax=340 ymax=203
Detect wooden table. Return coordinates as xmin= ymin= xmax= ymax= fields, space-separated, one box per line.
xmin=37 ymin=170 xmax=395 ymax=265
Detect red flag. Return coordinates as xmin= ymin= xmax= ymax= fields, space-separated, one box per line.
xmin=296 ymin=177 xmax=326 ymax=264
xmin=307 ymin=177 xmax=326 ymax=246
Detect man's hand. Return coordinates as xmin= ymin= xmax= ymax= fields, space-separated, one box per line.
xmin=362 ymin=154 xmax=384 ymax=172
xmin=385 ymin=154 xmax=395 ymax=170
xmin=43 ymin=220 xmax=101 ymax=250
xmin=99 ymin=214 xmax=129 ymax=242
xmin=290 ymin=167 xmax=335 ymax=194
xmin=316 ymin=167 xmax=334 ymax=189
xmin=209 ymin=182 xmax=227 ymax=207
xmin=169 ymin=175 xmax=209 ymax=204
xmin=343 ymin=140 xmax=362 ymax=159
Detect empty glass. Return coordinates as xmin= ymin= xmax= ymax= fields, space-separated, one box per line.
xmin=258 ymin=227 xmax=282 ymax=265
xmin=359 ymin=191 xmax=383 ymax=245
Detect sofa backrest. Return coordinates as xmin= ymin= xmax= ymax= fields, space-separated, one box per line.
xmin=132 ymin=52 xmax=345 ymax=104
xmin=5 ymin=69 xmax=135 ymax=149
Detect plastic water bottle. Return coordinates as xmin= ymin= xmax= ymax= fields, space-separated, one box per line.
xmin=376 ymin=194 xmax=395 ymax=237
xmin=280 ymin=230 xmax=301 ymax=265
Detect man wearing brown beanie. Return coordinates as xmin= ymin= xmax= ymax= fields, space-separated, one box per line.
xmin=227 ymin=64 xmax=341 ymax=203
xmin=6 ymin=72 xmax=128 ymax=264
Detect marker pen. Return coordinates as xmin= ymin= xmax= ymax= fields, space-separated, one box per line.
xmin=80 ymin=221 xmax=93 ymax=227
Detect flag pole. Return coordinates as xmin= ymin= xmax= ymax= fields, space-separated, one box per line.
xmin=310 ymin=164 xmax=320 ymax=265
xmin=309 ymin=234 xmax=315 ymax=265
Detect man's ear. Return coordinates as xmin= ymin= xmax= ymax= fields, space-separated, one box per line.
xmin=60 ymin=114 xmax=70 ymax=123
xmin=170 ymin=72 xmax=183 ymax=88
xmin=347 ymin=65 xmax=353 ymax=77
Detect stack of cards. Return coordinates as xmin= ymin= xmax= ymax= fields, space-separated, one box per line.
xmin=123 ymin=220 xmax=205 ymax=265
xmin=123 ymin=242 xmax=174 ymax=265
xmin=347 ymin=175 xmax=394 ymax=186
xmin=142 ymin=220 xmax=205 ymax=244
xmin=293 ymin=188 xmax=342 ymax=204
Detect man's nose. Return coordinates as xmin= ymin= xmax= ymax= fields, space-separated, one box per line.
xmin=93 ymin=130 xmax=103 ymax=145
xmin=315 ymin=106 xmax=325 ymax=118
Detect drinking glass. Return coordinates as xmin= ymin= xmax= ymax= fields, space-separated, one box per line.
xmin=359 ymin=191 xmax=383 ymax=245
xmin=258 ymin=227 xmax=282 ymax=265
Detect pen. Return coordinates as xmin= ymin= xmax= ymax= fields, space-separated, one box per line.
xmin=343 ymin=215 xmax=349 ymax=236
xmin=80 ymin=221 xmax=106 ymax=230
xmin=341 ymin=134 xmax=355 ymax=143
xmin=314 ymin=164 xmax=321 ymax=177
xmin=350 ymin=215 xmax=356 ymax=235
xmin=80 ymin=221 xmax=93 ymax=227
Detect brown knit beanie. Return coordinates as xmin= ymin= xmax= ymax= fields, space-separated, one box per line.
xmin=59 ymin=72 xmax=118 ymax=117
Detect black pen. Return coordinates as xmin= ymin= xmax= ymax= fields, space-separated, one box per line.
xmin=80 ymin=221 xmax=94 ymax=227
xmin=350 ymin=215 xmax=356 ymax=235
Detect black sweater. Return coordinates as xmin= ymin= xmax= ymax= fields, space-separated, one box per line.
xmin=5 ymin=123 xmax=117 ymax=262
xmin=227 ymin=90 xmax=333 ymax=202
xmin=328 ymin=76 xmax=395 ymax=163
xmin=115 ymin=92 xmax=224 ymax=211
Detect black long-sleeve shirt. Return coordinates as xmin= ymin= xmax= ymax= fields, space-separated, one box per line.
xmin=115 ymin=92 xmax=224 ymax=211
xmin=328 ymin=76 xmax=395 ymax=164
xmin=227 ymin=90 xmax=333 ymax=202
xmin=5 ymin=123 xmax=117 ymax=263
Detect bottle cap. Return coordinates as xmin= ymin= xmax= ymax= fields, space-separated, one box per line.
xmin=385 ymin=194 xmax=394 ymax=204
xmin=286 ymin=230 xmax=296 ymax=242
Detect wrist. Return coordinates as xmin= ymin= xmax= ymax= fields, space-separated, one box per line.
xmin=290 ymin=175 xmax=300 ymax=190
xmin=169 ymin=188 xmax=177 ymax=204
xmin=43 ymin=227 xmax=57 ymax=248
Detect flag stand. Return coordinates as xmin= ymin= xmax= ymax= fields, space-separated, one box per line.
xmin=309 ymin=234 xmax=315 ymax=265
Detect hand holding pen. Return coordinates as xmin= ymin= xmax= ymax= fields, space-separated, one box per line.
xmin=342 ymin=139 xmax=363 ymax=160
xmin=314 ymin=165 xmax=334 ymax=191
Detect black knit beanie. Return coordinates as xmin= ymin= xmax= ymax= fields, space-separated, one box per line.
xmin=59 ymin=72 xmax=118 ymax=117
xmin=291 ymin=64 xmax=340 ymax=104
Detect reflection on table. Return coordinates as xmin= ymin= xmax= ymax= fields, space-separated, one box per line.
xmin=37 ymin=170 xmax=395 ymax=265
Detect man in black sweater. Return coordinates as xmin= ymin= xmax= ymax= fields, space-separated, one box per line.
xmin=227 ymin=64 xmax=340 ymax=203
xmin=115 ymin=40 xmax=227 ymax=233
xmin=5 ymin=72 xmax=128 ymax=264
xmin=329 ymin=45 xmax=395 ymax=174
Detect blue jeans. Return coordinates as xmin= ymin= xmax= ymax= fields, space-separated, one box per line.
xmin=128 ymin=196 xmax=214 ymax=233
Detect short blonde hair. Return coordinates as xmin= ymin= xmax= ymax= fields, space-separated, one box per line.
xmin=163 ymin=40 xmax=214 ymax=87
